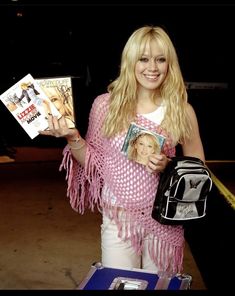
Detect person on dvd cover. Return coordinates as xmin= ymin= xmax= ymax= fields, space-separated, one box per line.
xmin=17 ymin=82 xmax=52 ymax=117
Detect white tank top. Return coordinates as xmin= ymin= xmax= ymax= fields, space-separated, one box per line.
xmin=141 ymin=105 xmax=166 ymax=124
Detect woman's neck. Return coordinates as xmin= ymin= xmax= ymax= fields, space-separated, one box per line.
xmin=136 ymin=92 xmax=162 ymax=115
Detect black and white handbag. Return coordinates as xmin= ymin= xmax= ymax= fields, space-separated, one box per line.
xmin=152 ymin=156 xmax=213 ymax=225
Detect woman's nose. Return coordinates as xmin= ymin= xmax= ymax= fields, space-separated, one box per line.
xmin=148 ymin=58 xmax=158 ymax=71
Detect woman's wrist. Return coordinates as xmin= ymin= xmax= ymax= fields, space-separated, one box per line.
xmin=69 ymin=141 xmax=86 ymax=150
xmin=66 ymin=131 xmax=86 ymax=150
xmin=66 ymin=130 xmax=80 ymax=142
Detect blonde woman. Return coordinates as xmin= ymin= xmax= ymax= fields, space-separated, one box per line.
xmin=50 ymin=95 xmax=75 ymax=128
xmin=40 ymin=26 xmax=205 ymax=276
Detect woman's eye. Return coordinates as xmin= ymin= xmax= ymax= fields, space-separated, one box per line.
xmin=158 ymin=57 xmax=166 ymax=63
xmin=139 ymin=57 xmax=149 ymax=62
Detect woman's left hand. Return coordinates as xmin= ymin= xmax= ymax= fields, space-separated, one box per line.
xmin=146 ymin=154 xmax=169 ymax=174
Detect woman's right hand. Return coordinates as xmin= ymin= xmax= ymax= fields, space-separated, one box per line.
xmin=39 ymin=115 xmax=79 ymax=140
xmin=40 ymin=115 xmax=86 ymax=167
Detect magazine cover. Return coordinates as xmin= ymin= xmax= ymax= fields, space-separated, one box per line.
xmin=121 ymin=122 xmax=166 ymax=166
xmin=36 ymin=76 xmax=75 ymax=128
xmin=0 ymin=73 xmax=61 ymax=139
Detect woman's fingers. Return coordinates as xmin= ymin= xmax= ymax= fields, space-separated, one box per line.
xmin=47 ymin=114 xmax=55 ymax=131
xmin=58 ymin=116 xmax=69 ymax=129
xmin=39 ymin=115 xmax=79 ymax=140
xmin=39 ymin=115 xmax=70 ymax=137
xmin=52 ymin=116 xmax=60 ymax=134
xmin=147 ymin=154 xmax=166 ymax=173
xmin=38 ymin=129 xmax=54 ymax=136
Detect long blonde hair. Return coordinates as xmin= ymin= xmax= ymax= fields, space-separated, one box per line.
xmin=102 ymin=26 xmax=192 ymax=144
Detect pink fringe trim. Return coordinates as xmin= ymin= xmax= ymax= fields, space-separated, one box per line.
xmin=59 ymin=145 xmax=103 ymax=214
xmin=103 ymin=206 xmax=184 ymax=275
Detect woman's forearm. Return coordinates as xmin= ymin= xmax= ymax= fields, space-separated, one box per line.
xmin=67 ymin=135 xmax=87 ymax=167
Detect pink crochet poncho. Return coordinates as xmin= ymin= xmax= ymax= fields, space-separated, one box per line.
xmin=60 ymin=93 xmax=185 ymax=274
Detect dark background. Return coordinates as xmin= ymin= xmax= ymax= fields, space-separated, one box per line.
xmin=0 ymin=0 xmax=234 ymax=160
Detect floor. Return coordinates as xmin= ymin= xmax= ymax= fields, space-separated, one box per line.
xmin=0 ymin=147 xmax=212 ymax=290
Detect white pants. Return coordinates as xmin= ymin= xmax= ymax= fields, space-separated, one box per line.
xmin=101 ymin=213 xmax=158 ymax=272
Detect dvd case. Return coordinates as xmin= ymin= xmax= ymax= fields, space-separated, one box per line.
xmin=0 ymin=73 xmax=61 ymax=139
xmin=36 ymin=76 xmax=75 ymax=128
